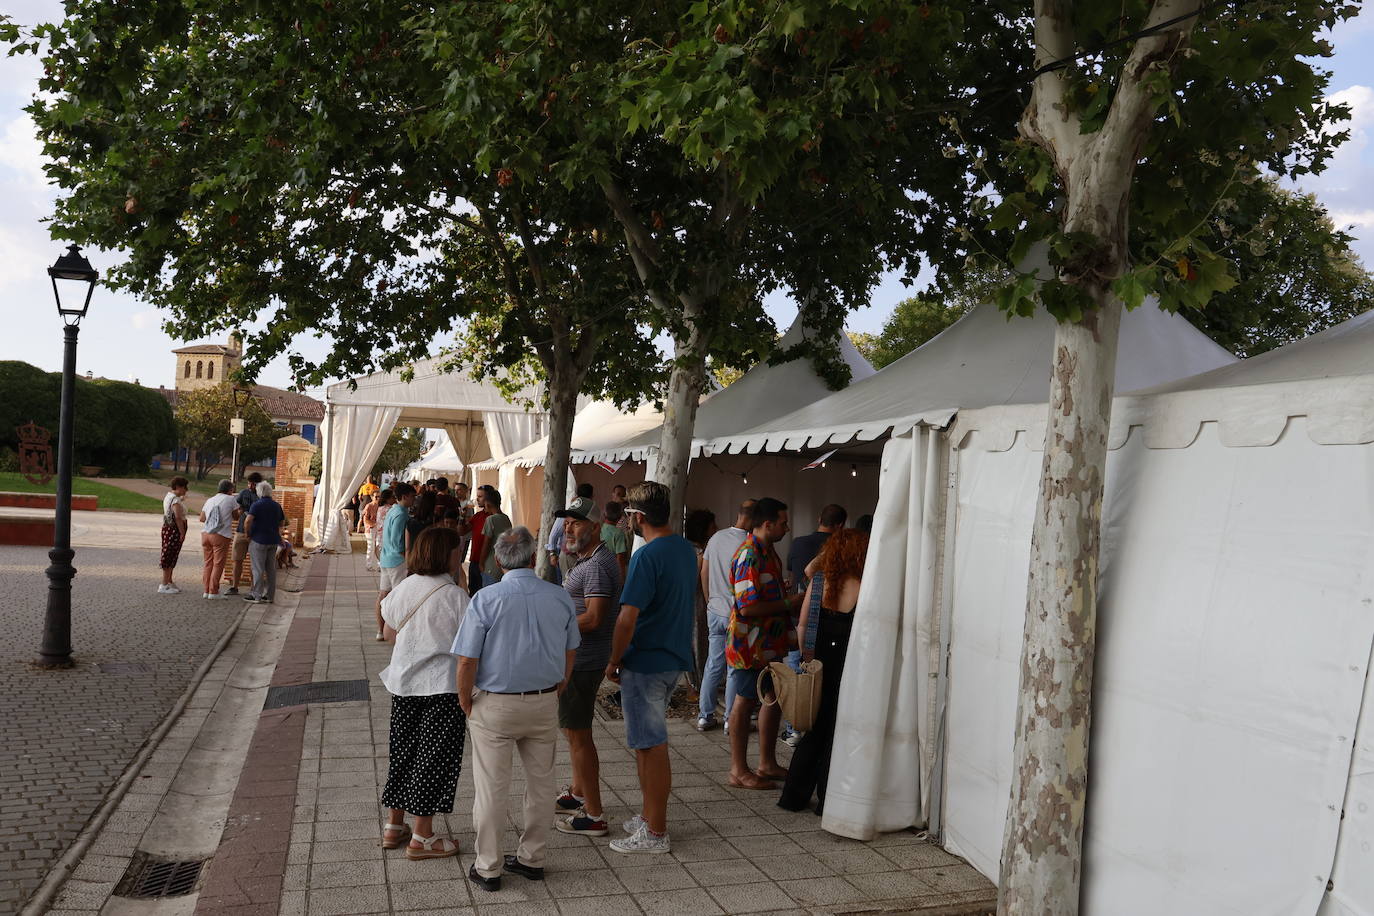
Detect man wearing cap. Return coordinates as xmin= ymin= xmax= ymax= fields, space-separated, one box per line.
xmin=551 ymin=503 xmax=622 ymax=836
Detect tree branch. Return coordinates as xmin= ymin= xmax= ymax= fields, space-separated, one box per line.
xmin=1020 ymin=0 xmax=1083 ymax=170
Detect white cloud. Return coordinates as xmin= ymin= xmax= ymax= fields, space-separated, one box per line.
xmin=130 ymin=309 xmax=160 ymax=330
xmin=0 ymin=114 xmax=47 ymax=190
xmin=1296 ymin=84 xmax=1374 ymax=264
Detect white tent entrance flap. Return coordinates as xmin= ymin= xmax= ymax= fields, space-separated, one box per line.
xmin=822 ymin=425 xmax=943 ymax=840
xmin=314 ymin=403 xmax=401 ymax=552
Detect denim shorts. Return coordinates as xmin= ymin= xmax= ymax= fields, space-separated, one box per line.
xmin=620 ymin=669 xmax=682 ymax=750
xmin=729 ymin=666 xmax=762 ymax=701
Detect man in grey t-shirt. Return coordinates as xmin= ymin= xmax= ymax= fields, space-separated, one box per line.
xmin=551 ymin=506 xmax=622 ymax=836
xmin=696 ymin=498 xmax=755 ymax=730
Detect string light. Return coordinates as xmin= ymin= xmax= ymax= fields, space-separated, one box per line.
xmin=850 ymin=464 xmax=857 ymax=477
xmin=741 ymin=472 xmax=749 ymax=485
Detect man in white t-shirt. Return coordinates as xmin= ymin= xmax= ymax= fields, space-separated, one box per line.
xmin=198 ymin=479 xmax=239 ymax=600
xmin=696 ymin=498 xmax=755 ymax=731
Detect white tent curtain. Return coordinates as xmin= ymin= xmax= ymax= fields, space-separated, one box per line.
xmin=822 ymin=425 xmax=944 ymax=839
xmin=486 ymin=411 xmax=544 ymax=462
xmin=311 ymin=403 xmax=402 ymax=551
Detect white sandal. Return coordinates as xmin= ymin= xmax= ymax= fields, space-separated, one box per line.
xmin=406 ymin=833 xmax=459 ymax=860
xmin=380 ymin=822 xmax=412 ymax=849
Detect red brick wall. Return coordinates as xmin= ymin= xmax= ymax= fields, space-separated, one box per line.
xmin=273 ymin=436 xmax=316 ymax=547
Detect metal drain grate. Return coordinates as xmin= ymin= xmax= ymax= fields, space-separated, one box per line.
xmin=99 ymin=661 xmax=152 ymax=675
xmin=263 ymin=678 xmax=370 ymax=710
xmin=114 ymin=853 xmax=205 ymax=898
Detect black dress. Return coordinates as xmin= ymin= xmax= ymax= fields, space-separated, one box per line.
xmin=778 ymin=607 xmax=854 ymax=813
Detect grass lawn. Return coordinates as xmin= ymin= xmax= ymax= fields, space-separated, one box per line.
xmin=0 ymin=472 xmax=164 ymax=513
xmin=147 ymin=467 xmax=275 ymax=500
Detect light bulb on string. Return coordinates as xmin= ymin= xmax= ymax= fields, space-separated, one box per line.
xmin=741 ymin=472 xmax=749 ymax=485
xmin=850 ymin=464 xmax=857 ymax=477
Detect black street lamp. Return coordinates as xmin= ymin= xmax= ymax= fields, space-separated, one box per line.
xmin=37 ymin=245 xmax=98 ymax=669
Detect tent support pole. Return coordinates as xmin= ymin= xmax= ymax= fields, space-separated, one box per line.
xmin=927 ymin=426 xmax=961 ymax=842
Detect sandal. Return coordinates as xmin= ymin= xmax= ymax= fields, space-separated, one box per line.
xmin=406 ymin=834 xmax=459 ymax=860
xmin=380 ymin=822 xmax=412 ymax=849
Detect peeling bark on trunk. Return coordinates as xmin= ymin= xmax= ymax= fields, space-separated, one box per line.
xmin=536 ymin=374 xmax=579 ymax=581
xmin=998 ymin=4 xmax=1196 ymax=911
xmin=656 ymin=299 xmax=709 ymax=530
xmin=998 ymin=299 xmax=1121 ymax=915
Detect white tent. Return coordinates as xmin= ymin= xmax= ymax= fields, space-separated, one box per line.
xmin=312 ymin=358 xmax=548 ymax=551
xmin=581 ymin=317 xmax=877 ymax=464
xmin=697 ymin=295 xmax=1237 ymax=455
xmin=401 ymin=432 xmax=465 ymax=481
xmin=850 ymin=310 xmax=1374 ymax=914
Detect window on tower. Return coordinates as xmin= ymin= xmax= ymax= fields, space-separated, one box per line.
xmin=196 ymin=361 xmax=203 ymax=379
xmin=207 ymin=361 xmax=214 ymax=380
xmin=184 ymin=360 xmax=191 ymax=378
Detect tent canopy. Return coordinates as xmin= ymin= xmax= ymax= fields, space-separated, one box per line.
xmin=573 ymin=317 xmax=876 ymax=463
xmin=481 ymin=400 xmax=665 ymax=470
xmin=312 ymin=358 xmax=550 ymax=550
xmin=696 ymin=297 xmax=1237 ymax=455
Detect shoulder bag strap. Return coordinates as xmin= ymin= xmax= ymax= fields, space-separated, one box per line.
xmin=394 ymin=582 xmax=452 ymax=634
xmin=803 ymin=573 xmax=824 ymax=652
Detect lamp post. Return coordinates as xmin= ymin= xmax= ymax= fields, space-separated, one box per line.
xmin=37 ymin=245 xmax=98 ymax=669
xmin=229 ymin=384 xmax=251 ymax=484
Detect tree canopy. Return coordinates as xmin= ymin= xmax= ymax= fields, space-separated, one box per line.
xmin=174 ymin=385 xmax=285 ymax=480
xmin=0 ymin=361 xmax=176 ymax=475
xmin=370 ymin=427 xmax=425 ymax=479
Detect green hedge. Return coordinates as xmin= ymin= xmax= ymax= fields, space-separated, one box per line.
xmin=0 ymin=361 xmax=177 ymax=476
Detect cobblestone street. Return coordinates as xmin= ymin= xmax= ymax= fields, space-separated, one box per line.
xmin=0 ymin=511 xmax=244 ymax=912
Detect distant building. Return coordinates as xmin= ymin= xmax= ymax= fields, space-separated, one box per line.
xmin=165 ymin=335 xmax=324 ymax=445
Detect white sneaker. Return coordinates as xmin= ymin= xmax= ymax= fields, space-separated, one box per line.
xmin=621 ymin=814 xmax=644 ymax=835
xmin=609 ymin=824 xmax=670 ymax=854
xmin=157 ymin=584 xmax=179 ymax=595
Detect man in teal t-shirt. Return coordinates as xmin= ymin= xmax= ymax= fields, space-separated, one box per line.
xmin=604 ymin=482 xmax=696 ymax=856
xmin=374 ymin=482 xmax=416 ymax=641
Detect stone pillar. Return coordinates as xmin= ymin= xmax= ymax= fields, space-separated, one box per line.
xmin=274 ymin=435 xmax=316 ymax=548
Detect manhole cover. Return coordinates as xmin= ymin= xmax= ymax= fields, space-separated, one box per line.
xmin=263 ymin=679 xmax=370 ymax=710
xmin=99 ymin=662 xmax=152 ymax=676
xmin=115 ymin=852 xmax=205 ymax=898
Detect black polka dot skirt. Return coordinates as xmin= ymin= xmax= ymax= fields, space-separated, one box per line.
xmin=381 ymin=693 xmax=466 ymax=816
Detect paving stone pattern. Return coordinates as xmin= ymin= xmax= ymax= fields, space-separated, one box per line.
xmin=0 ymin=537 xmax=242 ymax=912
xmin=272 ymin=549 xmax=997 ymax=915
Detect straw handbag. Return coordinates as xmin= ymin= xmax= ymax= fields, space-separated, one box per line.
xmin=758 ymin=574 xmax=825 ymax=732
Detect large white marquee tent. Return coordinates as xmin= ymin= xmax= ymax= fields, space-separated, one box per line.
xmin=833 ymin=309 xmax=1374 ymax=914
xmin=311 ymin=358 xmax=549 ymax=551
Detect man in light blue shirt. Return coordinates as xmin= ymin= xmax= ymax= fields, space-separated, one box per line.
xmin=454 ymin=527 xmax=579 ymax=892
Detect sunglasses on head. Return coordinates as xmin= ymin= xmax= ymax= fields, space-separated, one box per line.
xmin=623 ymin=507 xmax=646 ymax=515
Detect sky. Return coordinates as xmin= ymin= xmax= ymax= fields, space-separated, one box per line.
xmin=2 ymin=2 xmax=1373 ymax=395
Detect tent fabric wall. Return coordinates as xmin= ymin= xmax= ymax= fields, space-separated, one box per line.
xmin=821 ymin=427 xmax=944 ymax=840
xmin=1320 ymin=635 xmax=1374 ymax=916
xmin=939 ymin=417 xmax=1374 ymax=915
xmin=312 ymin=404 xmax=402 ymax=551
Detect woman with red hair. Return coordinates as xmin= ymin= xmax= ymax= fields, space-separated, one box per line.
xmin=778 ymin=526 xmax=869 ymax=814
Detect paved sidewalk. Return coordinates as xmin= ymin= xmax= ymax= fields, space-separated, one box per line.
xmin=43 ymin=545 xmax=995 ymax=916
xmin=0 ymin=525 xmax=244 ymax=912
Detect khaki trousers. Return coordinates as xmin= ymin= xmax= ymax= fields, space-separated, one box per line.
xmin=227 ymin=532 xmax=250 ymax=588
xmin=467 ymin=689 xmax=558 ymax=878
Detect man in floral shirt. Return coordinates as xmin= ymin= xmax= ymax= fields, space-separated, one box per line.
xmin=726 ymin=497 xmax=804 ymax=789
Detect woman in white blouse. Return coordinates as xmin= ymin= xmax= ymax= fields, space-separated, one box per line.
xmin=378 ymin=526 xmax=470 ymax=860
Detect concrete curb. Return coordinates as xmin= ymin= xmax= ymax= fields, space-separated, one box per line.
xmin=17 ymin=589 xmax=259 ymax=916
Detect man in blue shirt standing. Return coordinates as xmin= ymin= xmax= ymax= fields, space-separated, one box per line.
xmin=242 ymin=481 xmax=285 ymax=604
xmin=454 ymin=527 xmax=579 ymax=892
xmin=374 ymin=482 xmax=416 ymax=642
xmin=604 ymin=481 xmax=697 ymax=854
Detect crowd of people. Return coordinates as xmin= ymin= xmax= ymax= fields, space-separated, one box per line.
xmin=371 ymin=473 xmax=871 ymax=894
xmin=156 ymin=472 xmax=298 ymax=602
